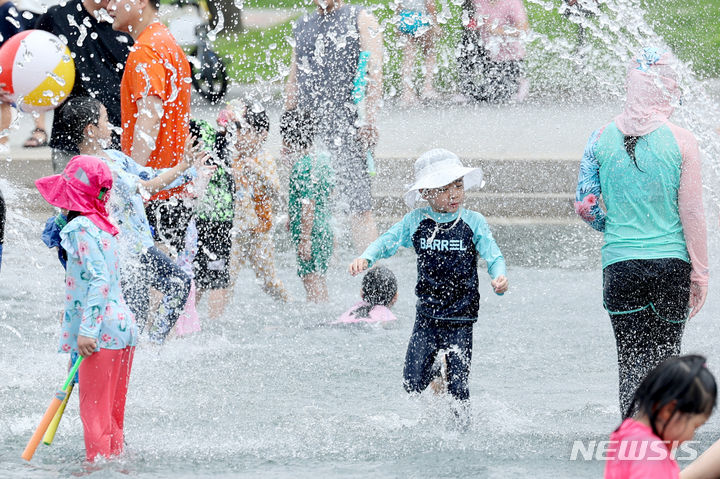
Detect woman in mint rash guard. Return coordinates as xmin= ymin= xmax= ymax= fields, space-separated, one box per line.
xmin=575 ymin=48 xmax=708 ymax=417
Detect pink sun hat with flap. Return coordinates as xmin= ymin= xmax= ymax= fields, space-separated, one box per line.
xmin=35 ymin=155 xmax=119 ymax=235
xmin=404 ymin=149 xmax=484 ymax=207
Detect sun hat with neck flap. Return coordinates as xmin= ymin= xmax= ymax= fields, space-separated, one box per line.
xmin=35 ymin=155 xmax=118 ymax=236
xmin=404 ymin=148 xmax=484 ymax=207
xmin=614 ymin=47 xmax=681 ymax=137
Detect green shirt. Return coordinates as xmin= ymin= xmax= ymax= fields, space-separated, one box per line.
xmin=196 ymin=166 xmax=235 ymax=222
xmin=288 ymin=151 xmax=335 ymax=243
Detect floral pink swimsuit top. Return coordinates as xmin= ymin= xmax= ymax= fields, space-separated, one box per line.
xmin=59 ymin=217 xmax=138 ymax=353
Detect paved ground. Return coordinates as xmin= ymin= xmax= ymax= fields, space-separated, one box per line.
xmin=1 ymin=86 xmax=619 ymax=160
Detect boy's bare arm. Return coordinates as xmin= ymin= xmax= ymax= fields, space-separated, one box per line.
xmin=298 ymin=199 xmax=315 ymax=261
xmin=131 ymin=95 xmax=163 ymax=167
xmin=139 ymin=136 xmax=210 ymax=195
xmin=284 ymin=49 xmax=299 ymax=112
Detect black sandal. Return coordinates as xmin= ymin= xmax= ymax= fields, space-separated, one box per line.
xmin=23 ymin=128 xmax=48 ymax=148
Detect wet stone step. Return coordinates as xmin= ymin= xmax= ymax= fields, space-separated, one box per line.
xmin=4 ymin=153 xmax=584 ymax=223
xmin=372 ymin=193 xmax=576 ymax=218
xmin=372 ymin=157 xmax=580 ymax=195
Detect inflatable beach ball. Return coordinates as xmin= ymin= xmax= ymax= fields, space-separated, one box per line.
xmin=0 ymin=30 xmax=75 ymax=112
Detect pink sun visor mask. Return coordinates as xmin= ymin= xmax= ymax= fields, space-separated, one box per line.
xmin=615 ymin=48 xmax=681 ymax=137
xmin=35 ymin=155 xmax=119 ymax=236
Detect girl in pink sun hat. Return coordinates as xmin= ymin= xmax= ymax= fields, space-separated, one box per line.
xmin=35 ymin=155 xmax=138 ymax=462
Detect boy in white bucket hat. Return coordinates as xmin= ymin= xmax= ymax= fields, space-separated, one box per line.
xmin=349 ymin=148 xmax=508 ymax=409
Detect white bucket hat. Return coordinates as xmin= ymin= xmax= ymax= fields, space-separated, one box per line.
xmin=404 ymin=149 xmax=484 ymax=207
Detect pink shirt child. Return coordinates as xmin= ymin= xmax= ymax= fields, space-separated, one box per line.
xmin=472 ymin=0 xmax=528 ymax=62
xmin=604 ymin=418 xmax=680 ymax=479
xmin=333 ymin=301 xmax=398 ymax=324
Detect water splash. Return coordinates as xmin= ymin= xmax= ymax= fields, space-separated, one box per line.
xmin=135 ymin=62 xmax=153 ymax=99
xmin=66 ymin=14 xmax=88 ymax=48
xmin=163 ymin=60 xmax=180 ymax=104
xmin=46 ymin=71 xmax=67 ymax=87
xmin=208 ymin=10 xmax=224 ymax=42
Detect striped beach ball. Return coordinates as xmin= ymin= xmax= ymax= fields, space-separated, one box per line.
xmin=0 ymin=30 xmax=75 ymax=112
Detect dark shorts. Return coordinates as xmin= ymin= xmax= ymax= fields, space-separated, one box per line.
xmin=403 ymin=313 xmax=474 ymax=402
xmin=323 ymin=131 xmax=373 ymax=214
xmin=193 ymin=219 xmax=233 ymax=290
xmin=145 ymin=199 xmax=194 ymax=255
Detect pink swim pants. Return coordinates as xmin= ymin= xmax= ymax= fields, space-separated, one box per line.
xmin=78 ymin=346 xmax=134 ymax=462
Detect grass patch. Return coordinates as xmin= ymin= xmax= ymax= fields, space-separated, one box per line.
xmin=642 ymin=0 xmax=720 ymax=77
xmin=215 ymin=21 xmax=295 ymax=83
xmin=214 ymin=0 xmax=720 ymax=88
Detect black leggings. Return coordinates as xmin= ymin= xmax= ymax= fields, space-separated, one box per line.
xmin=603 ymin=258 xmax=691 ymax=416
xmin=403 ymin=313 xmax=474 ymax=401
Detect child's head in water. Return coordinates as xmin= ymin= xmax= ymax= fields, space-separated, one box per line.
xmin=627 ymin=354 xmax=716 ymax=443
xmin=352 ymin=266 xmax=398 ymax=319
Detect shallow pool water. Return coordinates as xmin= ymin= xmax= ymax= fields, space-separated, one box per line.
xmin=2 ymin=191 xmax=720 ymax=478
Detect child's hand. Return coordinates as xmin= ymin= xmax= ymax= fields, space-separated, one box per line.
xmin=491 ymin=275 xmax=508 ymax=295
xmin=0 ymin=82 xmax=13 ymax=104
xmin=298 ymin=238 xmax=312 ymax=262
xmin=181 ymin=135 xmax=198 ymax=168
xmin=77 ymin=335 xmax=97 ymax=358
xmin=689 ymin=281 xmax=707 ymax=318
xmin=185 ymin=136 xmax=212 ymax=170
xmin=348 ymin=258 xmax=369 ymax=276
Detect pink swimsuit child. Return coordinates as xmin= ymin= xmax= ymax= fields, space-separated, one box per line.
xmin=333 ymin=301 xmax=398 ymax=324
xmin=604 ymin=418 xmax=680 ymax=479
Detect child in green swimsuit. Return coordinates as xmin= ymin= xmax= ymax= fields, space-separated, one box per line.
xmin=281 ymin=109 xmax=335 ymax=303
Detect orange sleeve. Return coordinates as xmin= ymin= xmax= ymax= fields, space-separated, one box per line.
xmin=125 ymin=46 xmax=167 ymax=102
xmin=252 ymin=186 xmax=273 ymax=234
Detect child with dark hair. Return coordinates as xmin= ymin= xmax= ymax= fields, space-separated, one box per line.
xmin=216 ymin=100 xmax=289 ymax=307
xmin=50 ymin=96 xmax=207 ymax=344
xmin=281 ymin=109 xmax=335 ymax=303
xmin=189 ymin=118 xmax=237 ymax=318
xmin=605 ymin=355 xmax=716 ymax=479
xmin=334 ymin=265 xmax=398 ymax=324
